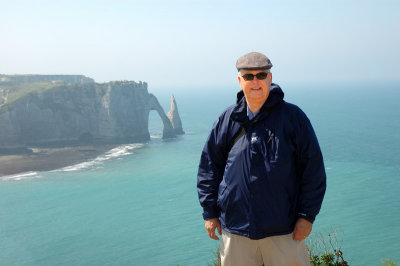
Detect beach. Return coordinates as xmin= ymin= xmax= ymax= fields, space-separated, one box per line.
xmin=0 ymin=145 xmax=116 ymax=177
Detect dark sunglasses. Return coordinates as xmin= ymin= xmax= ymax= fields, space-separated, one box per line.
xmin=241 ymin=72 xmax=269 ymax=81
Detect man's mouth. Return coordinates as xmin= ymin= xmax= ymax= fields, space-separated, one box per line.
xmin=251 ymin=88 xmax=261 ymax=91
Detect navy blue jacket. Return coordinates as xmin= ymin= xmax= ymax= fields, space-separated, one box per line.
xmin=197 ymin=84 xmax=326 ymax=240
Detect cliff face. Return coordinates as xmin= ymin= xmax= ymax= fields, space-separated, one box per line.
xmin=0 ymin=75 xmax=184 ymax=149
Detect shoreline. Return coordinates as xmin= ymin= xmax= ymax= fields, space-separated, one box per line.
xmin=0 ymin=145 xmax=117 ymax=178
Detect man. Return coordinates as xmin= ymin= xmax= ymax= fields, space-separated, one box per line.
xmin=197 ymin=52 xmax=326 ymax=266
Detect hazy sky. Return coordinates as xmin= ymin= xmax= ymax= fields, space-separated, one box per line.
xmin=1 ymin=0 xmax=399 ymax=88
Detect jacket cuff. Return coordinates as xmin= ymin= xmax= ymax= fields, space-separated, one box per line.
xmin=202 ymin=208 xmax=219 ymax=220
xmin=297 ymin=212 xmax=315 ymax=223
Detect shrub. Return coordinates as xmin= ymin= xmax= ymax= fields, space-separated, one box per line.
xmin=381 ymin=259 xmax=399 ymax=266
xmin=307 ymin=229 xmax=349 ymax=266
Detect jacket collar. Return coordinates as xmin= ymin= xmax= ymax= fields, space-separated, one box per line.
xmin=231 ymin=83 xmax=284 ymax=124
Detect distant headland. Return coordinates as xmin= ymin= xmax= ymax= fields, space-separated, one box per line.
xmin=0 ymin=74 xmax=184 ymax=150
xmin=0 ymin=74 xmax=184 ymax=176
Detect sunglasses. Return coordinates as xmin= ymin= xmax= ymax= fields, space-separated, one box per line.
xmin=241 ymin=72 xmax=269 ymax=81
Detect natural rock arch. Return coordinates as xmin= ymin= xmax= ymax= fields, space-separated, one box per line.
xmin=148 ymin=93 xmax=175 ymax=139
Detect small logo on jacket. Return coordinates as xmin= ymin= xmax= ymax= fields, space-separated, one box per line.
xmin=251 ymin=136 xmax=258 ymax=143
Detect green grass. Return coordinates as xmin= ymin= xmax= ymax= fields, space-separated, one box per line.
xmin=0 ymin=81 xmax=63 ymax=105
xmin=382 ymin=260 xmax=399 ymax=266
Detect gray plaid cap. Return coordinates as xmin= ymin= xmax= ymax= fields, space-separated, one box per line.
xmin=236 ymin=52 xmax=273 ymax=71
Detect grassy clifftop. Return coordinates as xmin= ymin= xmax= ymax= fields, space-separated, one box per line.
xmin=0 ymin=74 xmax=95 ymax=107
xmin=0 ymin=75 xmax=148 ymax=109
xmin=0 ymin=81 xmax=64 ymax=106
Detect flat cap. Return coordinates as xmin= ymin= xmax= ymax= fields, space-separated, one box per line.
xmin=236 ymin=52 xmax=273 ymax=71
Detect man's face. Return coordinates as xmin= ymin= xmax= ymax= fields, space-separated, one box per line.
xmin=238 ymin=69 xmax=272 ymax=108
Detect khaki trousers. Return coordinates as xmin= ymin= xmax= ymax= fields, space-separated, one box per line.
xmin=220 ymin=230 xmax=311 ymax=266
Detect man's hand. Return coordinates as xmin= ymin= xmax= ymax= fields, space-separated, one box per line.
xmin=293 ymin=218 xmax=313 ymax=241
xmin=205 ymin=218 xmax=222 ymax=240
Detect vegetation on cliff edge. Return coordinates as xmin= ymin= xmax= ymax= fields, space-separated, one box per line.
xmin=204 ymin=230 xmax=398 ymax=266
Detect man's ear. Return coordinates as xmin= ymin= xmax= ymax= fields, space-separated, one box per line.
xmin=238 ymin=75 xmax=245 ymax=90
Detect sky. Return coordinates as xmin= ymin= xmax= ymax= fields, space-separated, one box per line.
xmin=1 ymin=0 xmax=399 ymax=89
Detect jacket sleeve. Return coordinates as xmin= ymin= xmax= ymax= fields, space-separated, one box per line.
xmin=197 ymin=118 xmax=227 ymax=220
xmin=294 ymin=110 xmax=327 ymax=223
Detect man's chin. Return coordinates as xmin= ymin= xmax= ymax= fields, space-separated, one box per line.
xmin=249 ymin=91 xmax=265 ymax=98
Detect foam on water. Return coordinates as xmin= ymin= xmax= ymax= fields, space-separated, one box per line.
xmin=150 ymin=134 xmax=162 ymax=139
xmin=54 ymin=143 xmax=144 ymax=172
xmin=0 ymin=171 xmax=40 ymax=181
xmin=0 ymin=144 xmax=145 ymax=180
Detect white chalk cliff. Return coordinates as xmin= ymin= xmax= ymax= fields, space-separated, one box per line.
xmin=0 ymin=75 xmax=184 ymax=149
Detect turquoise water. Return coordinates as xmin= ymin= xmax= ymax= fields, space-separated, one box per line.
xmin=0 ymin=82 xmax=399 ymax=265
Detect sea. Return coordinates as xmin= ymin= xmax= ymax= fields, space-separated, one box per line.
xmin=0 ymin=81 xmax=399 ymax=266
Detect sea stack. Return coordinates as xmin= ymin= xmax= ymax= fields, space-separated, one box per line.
xmin=167 ymin=95 xmax=185 ymax=135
